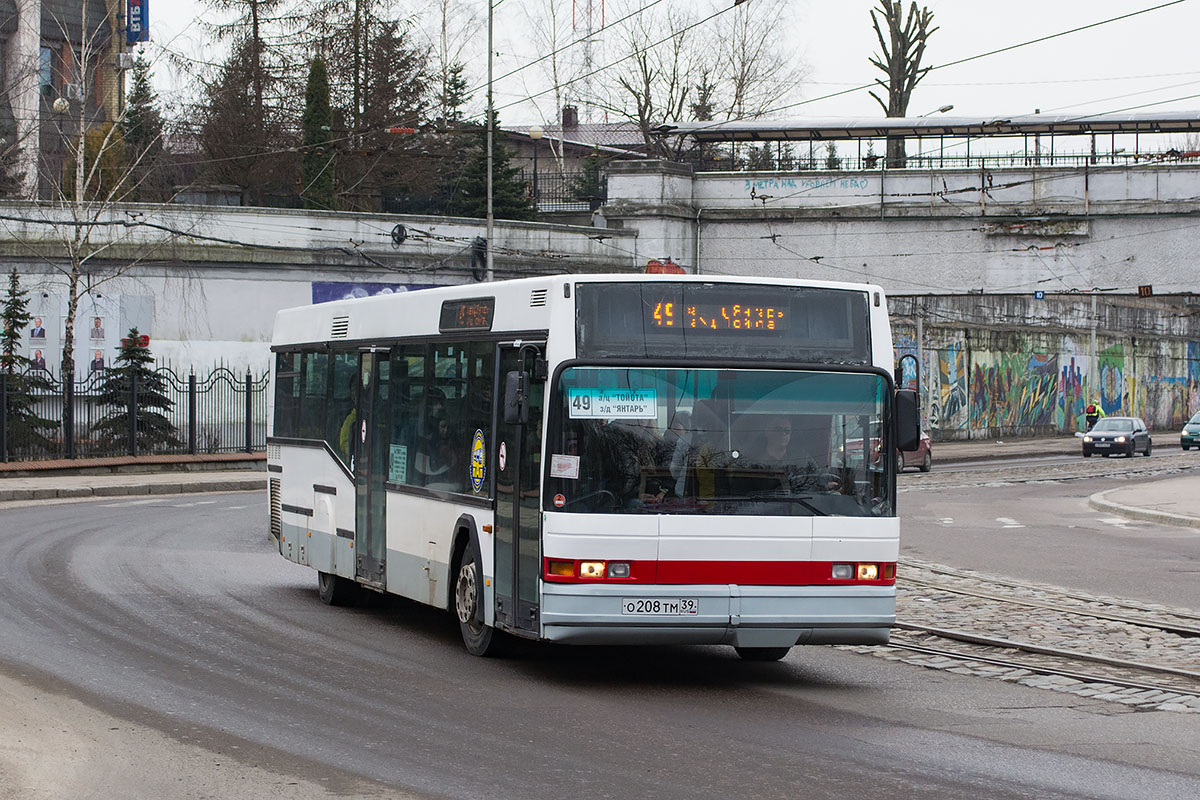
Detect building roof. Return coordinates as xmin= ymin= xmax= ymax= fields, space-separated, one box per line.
xmin=505 ymin=127 xmax=647 ymax=158
xmin=511 ymin=122 xmax=647 ymax=150
xmin=656 ymin=111 xmax=1200 ymax=141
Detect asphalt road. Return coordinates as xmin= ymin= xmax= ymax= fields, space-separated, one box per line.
xmin=902 ymin=455 xmax=1200 ymax=608
xmin=1 ymin=486 xmax=1198 ymax=799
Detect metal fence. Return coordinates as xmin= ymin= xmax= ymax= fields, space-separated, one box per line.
xmin=517 ymin=169 xmax=607 ymax=212
xmin=688 ymin=146 xmax=1200 ymax=173
xmin=0 ymin=366 xmax=271 ymax=463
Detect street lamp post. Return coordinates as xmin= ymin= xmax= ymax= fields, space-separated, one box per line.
xmin=529 ymin=125 xmax=543 ymax=207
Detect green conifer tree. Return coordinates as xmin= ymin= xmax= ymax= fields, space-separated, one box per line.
xmin=569 ymin=148 xmax=607 ymax=209
xmin=1 ymin=269 xmax=57 ymax=455
xmin=90 ymin=328 xmax=182 ymax=452
xmin=121 ymin=55 xmax=168 ymax=201
xmin=444 ymin=113 xmax=534 ymax=221
xmin=301 ymin=56 xmax=336 ymax=210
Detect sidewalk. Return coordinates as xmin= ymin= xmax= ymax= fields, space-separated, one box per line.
xmin=1088 ymin=478 xmax=1200 ymax=530
xmin=0 ymin=453 xmax=266 ymax=503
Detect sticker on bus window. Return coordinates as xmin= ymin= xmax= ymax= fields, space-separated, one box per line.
xmin=389 ymin=444 xmax=407 ymax=484
xmin=470 ymin=430 xmax=487 ymax=493
xmin=567 ymin=388 xmax=657 ymax=419
xmin=549 ymin=454 xmax=580 ymax=479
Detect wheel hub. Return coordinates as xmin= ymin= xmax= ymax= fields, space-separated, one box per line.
xmin=455 ymin=561 xmax=478 ymax=626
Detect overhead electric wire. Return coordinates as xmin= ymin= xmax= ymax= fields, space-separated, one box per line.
xmin=677 ymin=0 xmax=1190 ymax=136
xmin=494 ymin=1 xmax=743 ymax=115
xmin=465 ymin=0 xmax=671 ymax=98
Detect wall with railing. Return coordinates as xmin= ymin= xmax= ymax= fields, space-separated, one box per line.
xmin=0 ymin=365 xmax=270 ymax=462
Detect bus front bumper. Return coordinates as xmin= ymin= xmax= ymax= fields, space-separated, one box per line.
xmin=539 ymin=583 xmax=895 ymax=647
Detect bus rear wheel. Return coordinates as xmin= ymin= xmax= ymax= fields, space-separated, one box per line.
xmin=734 ymin=646 xmax=791 ymax=662
xmin=455 ymin=546 xmax=503 ymax=657
xmin=317 ymin=571 xmax=359 ymax=606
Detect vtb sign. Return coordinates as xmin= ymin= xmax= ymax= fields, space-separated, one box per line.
xmin=127 ymin=0 xmax=149 ymax=45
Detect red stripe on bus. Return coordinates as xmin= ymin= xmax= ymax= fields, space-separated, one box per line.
xmin=543 ymin=558 xmax=896 ymax=586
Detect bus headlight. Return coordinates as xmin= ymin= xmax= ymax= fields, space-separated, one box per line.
xmin=832 ymin=564 xmax=854 ymax=580
xmin=608 ymin=562 xmax=631 ymax=578
xmin=580 ymin=561 xmax=606 ymax=578
xmin=857 ymin=564 xmax=879 ymax=580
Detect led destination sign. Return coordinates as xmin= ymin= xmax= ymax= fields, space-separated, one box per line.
xmin=439 ymin=298 xmax=495 ymax=331
xmin=652 ymin=301 xmax=789 ymax=331
xmin=576 ymin=282 xmax=870 ymax=363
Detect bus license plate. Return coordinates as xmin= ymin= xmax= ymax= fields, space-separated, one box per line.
xmin=622 ymin=598 xmax=699 ymax=616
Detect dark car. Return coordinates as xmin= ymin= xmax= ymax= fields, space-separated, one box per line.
xmin=1082 ymin=416 xmax=1152 ymax=457
xmin=1181 ymin=412 xmax=1200 ymax=450
xmin=897 ymin=430 xmax=932 ymax=472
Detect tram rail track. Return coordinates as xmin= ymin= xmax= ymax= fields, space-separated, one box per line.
xmin=885 ymin=636 xmax=1200 ymax=698
xmin=898 ymin=557 xmax=1200 ymax=630
xmin=862 ymin=558 xmax=1200 ymax=711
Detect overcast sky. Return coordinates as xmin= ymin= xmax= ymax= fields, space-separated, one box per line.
xmin=149 ymin=0 xmax=1200 ymax=125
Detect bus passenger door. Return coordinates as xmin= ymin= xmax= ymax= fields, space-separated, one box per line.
xmin=494 ymin=344 xmax=545 ymax=635
xmin=354 ymin=350 xmax=390 ymax=587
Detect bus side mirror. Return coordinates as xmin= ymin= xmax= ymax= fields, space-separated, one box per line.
xmin=503 ymin=370 xmax=528 ymax=424
xmin=895 ymin=389 xmax=920 ymax=451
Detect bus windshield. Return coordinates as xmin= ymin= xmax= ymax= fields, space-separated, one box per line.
xmin=545 ymin=366 xmax=893 ymax=517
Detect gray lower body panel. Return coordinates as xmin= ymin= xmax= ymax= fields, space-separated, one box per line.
xmin=541 ymin=583 xmax=895 ymax=647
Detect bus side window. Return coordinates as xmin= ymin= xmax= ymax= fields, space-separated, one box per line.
xmin=273 ymin=351 xmax=300 ymax=438
xmin=389 ymin=343 xmax=425 ymax=486
xmin=325 ymin=351 xmax=358 ymax=466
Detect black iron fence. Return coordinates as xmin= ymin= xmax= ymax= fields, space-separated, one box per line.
xmin=0 ymin=366 xmax=271 ymax=463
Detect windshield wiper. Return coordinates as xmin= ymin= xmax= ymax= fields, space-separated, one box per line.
xmin=713 ymin=494 xmax=830 ymax=516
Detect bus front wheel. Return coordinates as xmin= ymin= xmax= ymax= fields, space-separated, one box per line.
xmin=734 ymin=646 xmax=791 ymax=662
xmin=317 ymin=571 xmax=359 ymax=606
xmin=455 ymin=545 xmax=503 ymax=657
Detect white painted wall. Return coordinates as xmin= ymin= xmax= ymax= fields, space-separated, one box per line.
xmin=605 ymin=161 xmax=1200 ymax=295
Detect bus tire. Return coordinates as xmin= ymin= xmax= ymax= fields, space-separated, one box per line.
xmin=454 ymin=541 xmax=503 ymax=657
xmin=317 ymin=571 xmax=359 ymax=606
xmin=734 ymin=646 xmax=791 ymax=662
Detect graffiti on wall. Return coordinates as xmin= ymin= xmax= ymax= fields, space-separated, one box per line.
xmin=930 ymin=340 xmax=969 ymax=431
xmin=1098 ymin=344 xmax=1125 ymax=416
xmin=895 ymin=325 xmax=1200 ymax=437
xmin=1058 ymin=351 xmax=1085 ymax=431
xmin=969 ymin=351 xmax=1059 ymax=431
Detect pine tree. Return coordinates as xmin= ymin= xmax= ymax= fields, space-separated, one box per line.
xmin=90 ymin=328 xmax=182 ymax=452
xmin=569 ymin=148 xmax=607 ymax=209
xmin=437 ymin=62 xmax=470 ymax=127
xmin=121 ymin=55 xmax=168 ymax=201
xmin=444 ymin=113 xmax=534 ymax=221
xmin=1 ymin=269 xmax=57 ymax=454
xmin=301 ymin=56 xmax=336 ymax=210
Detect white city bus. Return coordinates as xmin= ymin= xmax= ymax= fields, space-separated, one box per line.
xmin=268 ymin=274 xmax=920 ymax=659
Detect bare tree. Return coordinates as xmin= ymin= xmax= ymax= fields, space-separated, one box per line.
xmin=421 ymin=0 xmax=481 ymax=127
xmin=585 ymin=0 xmax=805 ymax=158
xmin=2 ymin=2 xmax=181 ymax=390
xmin=709 ymin=0 xmax=807 ymax=121
xmin=594 ymin=3 xmax=700 ymax=158
xmin=520 ymin=0 xmax=589 ymax=169
xmin=869 ymin=1 xmax=937 ymax=167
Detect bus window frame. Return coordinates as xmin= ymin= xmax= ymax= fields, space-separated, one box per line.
xmin=541 ymin=357 xmax=900 ymax=513
xmin=267 ymin=330 xmax=547 ymax=508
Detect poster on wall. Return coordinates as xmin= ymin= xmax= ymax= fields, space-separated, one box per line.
xmin=311 ymin=281 xmax=438 ymax=305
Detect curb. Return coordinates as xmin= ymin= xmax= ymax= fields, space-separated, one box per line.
xmin=0 ymin=477 xmax=266 ymax=504
xmin=1087 ymin=489 xmax=1200 ymax=530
